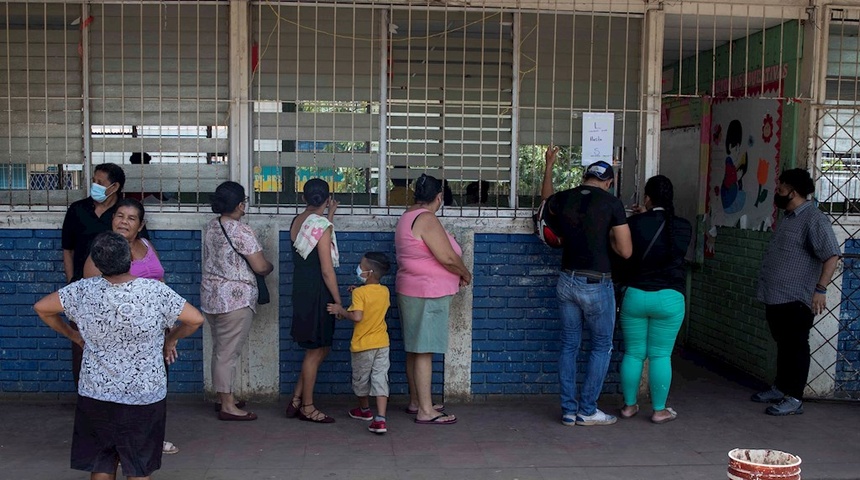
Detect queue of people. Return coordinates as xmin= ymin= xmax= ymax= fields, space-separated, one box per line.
xmin=34 ymin=157 xmax=838 ymax=479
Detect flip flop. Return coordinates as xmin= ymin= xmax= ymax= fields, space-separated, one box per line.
xmin=651 ymin=407 xmax=677 ymax=424
xmin=404 ymin=404 xmax=445 ymax=415
xmin=620 ymin=404 xmax=639 ymax=419
xmin=414 ymin=413 xmax=457 ymax=425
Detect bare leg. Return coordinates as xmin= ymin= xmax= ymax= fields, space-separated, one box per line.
xmin=414 ymin=353 xmax=454 ymax=422
xmin=128 ymin=477 xmax=151 ymax=480
xmin=91 ymin=473 xmax=117 ymax=480
xmin=218 ymin=391 xmax=249 ymax=416
xmin=299 ymin=347 xmax=330 ymax=420
xmin=405 ymin=352 xmax=418 ymax=409
xmin=357 ymin=396 xmax=370 ymax=410
xmin=375 ymin=395 xmax=388 ymax=418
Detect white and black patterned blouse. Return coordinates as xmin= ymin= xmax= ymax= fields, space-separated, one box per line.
xmin=59 ymin=277 xmax=186 ymax=405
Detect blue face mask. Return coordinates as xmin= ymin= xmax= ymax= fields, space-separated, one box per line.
xmin=90 ymin=182 xmax=114 ymax=203
xmin=356 ymin=265 xmax=372 ymax=283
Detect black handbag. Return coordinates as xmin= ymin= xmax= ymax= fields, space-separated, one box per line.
xmin=218 ymin=219 xmax=270 ymax=305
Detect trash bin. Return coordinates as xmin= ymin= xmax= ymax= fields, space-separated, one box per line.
xmin=727 ymin=448 xmax=801 ymax=480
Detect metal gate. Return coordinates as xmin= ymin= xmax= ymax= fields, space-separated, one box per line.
xmin=809 ymin=6 xmax=860 ymax=400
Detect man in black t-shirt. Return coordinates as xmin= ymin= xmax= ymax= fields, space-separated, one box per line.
xmin=541 ymin=145 xmax=632 ymax=427
xmin=61 ymin=163 xmax=145 ymax=384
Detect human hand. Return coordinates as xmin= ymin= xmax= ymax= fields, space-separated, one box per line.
xmin=326 ymin=302 xmax=344 ymax=317
xmin=347 ymin=285 xmax=358 ymax=293
xmin=545 ymin=145 xmax=560 ymax=167
xmin=812 ymin=292 xmax=827 ymax=315
xmin=327 ymin=198 xmax=339 ymax=220
xmin=460 ymin=271 xmax=472 ymax=287
xmin=629 ymin=204 xmax=645 ymax=214
xmin=163 ymin=341 xmax=178 ymax=365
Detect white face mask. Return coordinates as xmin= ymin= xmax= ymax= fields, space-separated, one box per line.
xmin=90 ymin=182 xmax=114 ymax=203
xmin=356 ymin=265 xmax=372 ymax=283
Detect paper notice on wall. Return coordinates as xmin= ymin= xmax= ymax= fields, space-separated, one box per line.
xmin=582 ymin=112 xmax=615 ymax=166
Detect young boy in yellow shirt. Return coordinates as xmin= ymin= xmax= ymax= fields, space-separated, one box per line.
xmin=327 ymin=252 xmax=391 ymax=434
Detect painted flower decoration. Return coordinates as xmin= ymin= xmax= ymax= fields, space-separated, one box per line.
xmin=762 ymin=114 xmax=774 ymax=143
xmin=117 ymin=303 xmax=136 ymax=317
xmin=712 ymin=124 xmax=723 ymax=145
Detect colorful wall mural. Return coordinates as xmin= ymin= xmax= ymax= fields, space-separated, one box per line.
xmin=706 ymin=97 xmax=781 ymax=232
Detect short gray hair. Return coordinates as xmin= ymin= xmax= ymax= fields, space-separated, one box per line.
xmin=90 ymin=231 xmax=131 ymax=276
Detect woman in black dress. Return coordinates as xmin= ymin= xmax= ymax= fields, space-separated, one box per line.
xmin=285 ymin=178 xmax=341 ymax=423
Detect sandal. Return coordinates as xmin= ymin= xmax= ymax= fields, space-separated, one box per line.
xmin=162 ymin=441 xmax=179 ymax=455
xmin=298 ymin=404 xmax=335 ymax=424
xmin=404 ymin=403 xmax=445 ymax=415
xmin=285 ymin=396 xmax=301 ymax=418
xmin=620 ymin=404 xmax=639 ymax=419
xmin=651 ymin=407 xmax=678 ymax=424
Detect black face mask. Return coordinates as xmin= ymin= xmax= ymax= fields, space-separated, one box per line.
xmin=774 ymin=192 xmax=792 ymax=209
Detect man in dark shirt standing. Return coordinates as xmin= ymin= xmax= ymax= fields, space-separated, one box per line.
xmin=752 ymin=168 xmax=840 ymax=415
xmin=541 ymin=145 xmax=632 ymax=426
xmin=61 ymin=162 xmax=129 ymax=384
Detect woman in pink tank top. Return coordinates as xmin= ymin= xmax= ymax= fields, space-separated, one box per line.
xmin=394 ymin=174 xmax=472 ymax=425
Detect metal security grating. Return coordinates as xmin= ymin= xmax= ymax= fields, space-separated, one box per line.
xmin=88 ymin=2 xmax=230 ymax=209
xmin=810 ymin=7 xmax=860 ymax=400
xmin=248 ymin=2 xmax=643 ymax=214
xmin=0 ymin=2 xmax=82 ymax=209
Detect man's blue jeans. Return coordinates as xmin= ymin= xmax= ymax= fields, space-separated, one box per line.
xmin=557 ymin=272 xmax=616 ymax=417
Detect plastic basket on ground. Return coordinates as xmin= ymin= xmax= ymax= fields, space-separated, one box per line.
xmin=727 ymin=448 xmax=802 ymax=480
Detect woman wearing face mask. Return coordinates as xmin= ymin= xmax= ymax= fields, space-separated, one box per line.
xmin=285 ymin=178 xmax=341 ymax=423
xmin=201 ymin=181 xmax=274 ymax=421
xmin=394 ymin=173 xmax=472 ymax=425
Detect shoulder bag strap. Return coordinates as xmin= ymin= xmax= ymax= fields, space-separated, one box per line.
xmin=641 ymin=220 xmax=666 ymax=260
xmin=218 ymin=218 xmax=254 ymax=273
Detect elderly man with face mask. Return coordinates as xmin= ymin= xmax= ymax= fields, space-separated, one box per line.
xmin=752 ymin=168 xmax=841 ymax=416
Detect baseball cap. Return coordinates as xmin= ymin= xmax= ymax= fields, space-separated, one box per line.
xmin=584 ymin=161 xmax=614 ymax=181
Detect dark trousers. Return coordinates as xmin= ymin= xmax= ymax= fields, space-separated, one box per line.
xmin=765 ymin=302 xmax=814 ymax=400
xmin=71 ymin=321 xmax=82 ymax=385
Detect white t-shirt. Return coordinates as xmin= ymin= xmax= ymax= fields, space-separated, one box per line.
xmin=59 ymin=277 xmax=186 ymax=405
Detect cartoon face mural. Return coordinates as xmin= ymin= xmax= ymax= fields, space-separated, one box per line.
xmin=707 ymin=98 xmax=781 ymax=231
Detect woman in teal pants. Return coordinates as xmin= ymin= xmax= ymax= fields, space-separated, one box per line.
xmin=616 ymin=176 xmax=692 ymax=424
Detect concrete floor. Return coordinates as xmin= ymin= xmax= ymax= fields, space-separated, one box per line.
xmin=2 ymin=358 xmax=859 ymax=480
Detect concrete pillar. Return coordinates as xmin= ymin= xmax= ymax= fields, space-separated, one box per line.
xmin=445 ymin=228 xmax=474 ymax=403
xmin=201 ymin=215 xmax=281 ymax=400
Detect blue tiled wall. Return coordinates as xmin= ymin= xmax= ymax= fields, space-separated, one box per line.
xmin=150 ymin=230 xmax=204 ymax=394
xmin=470 ymin=234 xmax=626 ymax=396
xmin=837 ymin=239 xmax=860 ymax=394
xmin=8 ymin=226 xmax=856 ymax=398
xmin=0 ymin=229 xmax=69 ymax=392
xmin=0 ymin=229 xmax=203 ymax=394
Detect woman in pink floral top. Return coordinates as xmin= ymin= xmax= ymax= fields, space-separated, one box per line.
xmin=201 ymin=181 xmax=273 ymax=421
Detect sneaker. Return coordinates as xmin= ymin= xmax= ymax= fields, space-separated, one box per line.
xmin=561 ymin=414 xmax=576 ymax=426
xmin=766 ymin=396 xmax=804 ymax=416
xmin=348 ymin=407 xmax=373 ymax=421
xmin=575 ymin=409 xmax=617 ymax=426
xmin=368 ymin=419 xmax=387 ymax=434
xmin=751 ymin=386 xmax=785 ymax=403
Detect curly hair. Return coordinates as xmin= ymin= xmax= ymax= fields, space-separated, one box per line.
xmin=90 ymin=231 xmax=132 ymax=276
xmin=779 ymin=168 xmax=815 ymax=197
